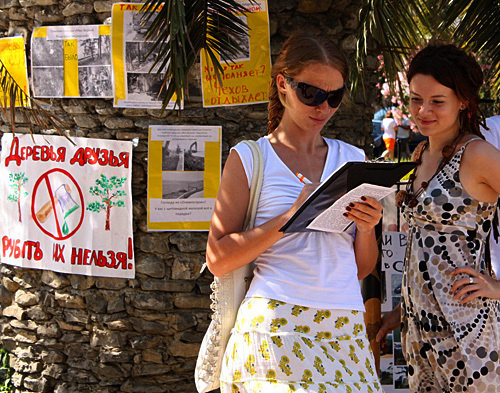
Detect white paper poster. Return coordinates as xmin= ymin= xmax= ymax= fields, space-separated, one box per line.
xmin=147 ymin=125 xmax=221 ymax=231
xmin=0 ymin=134 xmax=134 ymax=278
xmin=380 ymin=230 xmax=409 ymax=392
xmin=111 ymin=3 xmax=181 ymax=109
xmin=31 ymin=25 xmax=112 ymax=98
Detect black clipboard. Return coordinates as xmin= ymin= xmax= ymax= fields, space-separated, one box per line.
xmin=280 ymin=161 xmax=417 ymax=233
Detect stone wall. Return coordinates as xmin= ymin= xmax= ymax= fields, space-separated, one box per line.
xmin=0 ymin=1 xmax=379 ymax=392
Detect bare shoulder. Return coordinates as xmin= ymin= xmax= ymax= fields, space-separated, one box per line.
xmin=462 ymin=137 xmax=500 ymax=160
xmin=460 ymin=136 xmax=500 ymax=198
xmin=209 ymin=150 xmax=250 ymax=239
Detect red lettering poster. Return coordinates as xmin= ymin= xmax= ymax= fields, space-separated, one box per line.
xmin=200 ymin=0 xmax=271 ymax=107
xmin=0 ymin=134 xmax=134 ymax=278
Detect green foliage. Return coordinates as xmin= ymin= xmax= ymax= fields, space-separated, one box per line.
xmin=86 ymin=174 xmax=127 ymax=212
xmin=0 ymin=348 xmax=13 ymax=392
xmin=355 ymin=0 xmax=500 ymax=111
xmin=0 ymin=59 xmax=71 ymax=140
xmin=7 ymin=172 xmax=28 ymax=202
xmin=139 ymin=0 xmax=254 ymax=110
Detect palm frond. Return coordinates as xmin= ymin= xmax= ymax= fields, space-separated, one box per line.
xmin=0 ymin=59 xmax=73 ymax=144
xmin=355 ymin=0 xmax=500 ymax=107
xmin=354 ymin=0 xmax=430 ymax=101
xmin=440 ymin=0 xmax=500 ymax=97
xmin=140 ymin=0 xmax=254 ymax=111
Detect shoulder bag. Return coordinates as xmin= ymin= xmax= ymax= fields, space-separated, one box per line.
xmin=195 ymin=140 xmax=264 ymax=393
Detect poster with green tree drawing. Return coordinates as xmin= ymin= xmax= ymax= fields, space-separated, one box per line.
xmin=87 ymin=174 xmax=127 ymax=231
xmin=7 ymin=172 xmax=28 ymax=223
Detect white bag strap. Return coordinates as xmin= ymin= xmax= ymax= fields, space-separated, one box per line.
xmin=200 ymin=140 xmax=263 ymax=274
xmin=241 ymin=140 xmax=264 ymax=231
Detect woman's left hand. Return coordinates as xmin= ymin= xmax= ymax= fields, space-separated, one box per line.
xmin=344 ymin=196 xmax=383 ymax=232
xmin=451 ymin=266 xmax=500 ymax=302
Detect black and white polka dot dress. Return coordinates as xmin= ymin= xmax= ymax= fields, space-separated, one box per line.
xmin=401 ymin=139 xmax=500 ymax=392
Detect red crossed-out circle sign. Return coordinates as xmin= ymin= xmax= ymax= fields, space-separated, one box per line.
xmin=31 ymin=168 xmax=84 ymax=241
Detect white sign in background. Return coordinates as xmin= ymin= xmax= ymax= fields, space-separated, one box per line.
xmin=0 ymin=134 xmax=135 ymax=278
xmin=380 ymin=231 xmax=409 ymax=392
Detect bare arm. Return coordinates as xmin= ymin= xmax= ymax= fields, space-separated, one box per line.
xmin=346 ymin=195 xmax=383 ymax=279
xmin=461 ymin=139 xmax=500 ymax=202
xmin=206 ymin=150 xmax=315 ymax=277
xmin=451 ymin=140 xmax=500 ymax=301
xmin=376 ymin=301 xmax=402 ymax=345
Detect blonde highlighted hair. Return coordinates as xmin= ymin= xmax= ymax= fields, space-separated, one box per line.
xmin=267 ymin=33 xmax=349 ymax=134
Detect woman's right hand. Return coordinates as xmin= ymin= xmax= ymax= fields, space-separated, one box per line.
xmin=285 ymin=182 xmax=320 ymax=219
xmin=375 ymin=302 xmax=401 ymax=347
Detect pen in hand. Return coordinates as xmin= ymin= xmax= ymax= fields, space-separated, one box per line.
xmin=296 ymin=172 xmax=313 ymax=185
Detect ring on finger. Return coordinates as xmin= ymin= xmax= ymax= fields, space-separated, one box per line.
xmin=469 ymin=276 xmax=474 ymax=284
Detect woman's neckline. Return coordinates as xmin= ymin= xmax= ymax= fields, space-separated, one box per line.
xmin=264 ymin=135 xmax=331 ymax=183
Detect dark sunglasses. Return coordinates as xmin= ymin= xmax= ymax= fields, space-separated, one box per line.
xmin=284 ymin=75 xmax=344 ymax=108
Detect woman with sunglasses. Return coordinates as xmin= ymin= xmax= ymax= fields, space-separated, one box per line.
xmin=206 ymin=33 xmax=383 ymax=392
xmin=376 ymin=43 xmax=500 ymax=392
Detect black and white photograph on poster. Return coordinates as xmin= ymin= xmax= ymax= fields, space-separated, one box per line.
xmin=394 ymin=342 xmax=406 ymax=366
xmin=380 ymin=358 xmax=394 ymax=386
xmin=112 ymin=4 xmax=178 ymax=109
xmin=162 ymin=139 xmax=205 ymax=172
xmin=394 ymin=366 xmax=410 ymax=389
xmin=126 ymin=72 xmax=166 ymax=101
xmin=32 ymin=67 xmax=64 ymax=97
xmin=162 ymin=172 xmax=204 ymax=200
xmin=381 ymin=333 xmax=393 ymax=356
xmin=124 ymin=10 xmax=156 ymax=42
xmin=392 ymin=274 xmax=402 ymax=296
xmin=32 ymin=25 xmax=112 ymax=98
xmin=393 ymin=326 xmax=401 ymax=343
xmin=229 ymin=15 xmax=250 ymax=62
xmin=78 ymin=35 xmax=111 ymax=66
xmin=31 ymin=38 xmax=64 ymax=67
xmin=125 ymin=41 xmax=160 ymax=73
xmin=78 ymin=66 xmax=113 ymax=97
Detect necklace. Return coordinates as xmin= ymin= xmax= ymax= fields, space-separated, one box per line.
xmin=395 ymin=134 xmax=462 ymax=208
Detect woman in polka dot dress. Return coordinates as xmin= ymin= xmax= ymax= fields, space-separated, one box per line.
xmin=205 ymin=33 xmax=384 ymax=392
xmin=377 ymin=43 xmax=500 ymax=392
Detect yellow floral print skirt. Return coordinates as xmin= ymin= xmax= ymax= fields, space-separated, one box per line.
xmin=220 ymin=297 xmax=383 ymax=393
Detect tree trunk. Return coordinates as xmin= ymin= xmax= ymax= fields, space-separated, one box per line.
xmin=105 ymin=204 xmax=110 ymax=231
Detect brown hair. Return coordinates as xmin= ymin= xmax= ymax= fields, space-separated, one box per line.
xmin=267 ymin=33 xmax=349 ymax=134
xmin=407 ymin=43 xmax=485 ymax=137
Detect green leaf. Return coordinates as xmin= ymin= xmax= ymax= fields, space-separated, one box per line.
xmin=354 ymin=0 xmax=500 ymax=113
xmin=0 ymin=59 xmax=73 ymax=143
xmin=140 ymin=0 xmax=255 ymax=111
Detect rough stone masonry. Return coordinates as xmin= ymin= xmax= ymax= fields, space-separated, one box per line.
xmin=0 ymin=0 xmax=379 ymax=391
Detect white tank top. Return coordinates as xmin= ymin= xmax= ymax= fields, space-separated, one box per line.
xmin=233 ymin=136 xmax=366 ymax=310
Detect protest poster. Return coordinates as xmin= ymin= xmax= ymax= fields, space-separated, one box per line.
xmin=31 ymin=25 xmax=112 ymax=98
xmin=0 ymin=36 xmax=29 ymax=106
xmin=200 ymin=0 xmax=271 ymax=107
xmin=379 ymin=230 xmax=409 ymax=392
xmin=147 ymin=125 xmax=221 ymax=231
xmin=0 ymin=134 xmax=134 ymax=279
xmin=111 ymin=3 xmax=180 ymax=109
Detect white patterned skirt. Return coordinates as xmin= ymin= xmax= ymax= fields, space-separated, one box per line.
xmin=220 ymin=297 xmax=383 ymax=393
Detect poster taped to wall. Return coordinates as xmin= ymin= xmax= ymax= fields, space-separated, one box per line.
xmin=0 ymin=134 xmax=135 ymax=279
xmin=0 ymin=36 xmax=29 ymax=107
xmin=111 ymin=3 xmax=181 ymax=109
xmin=200 ymin=0 xmax=271 ymax=107
xmin=379 ymin=230 xmax=409 ymax=392
xmin=147 ymin=125 xmax=221 ymax=231
xmin=31 ymin=25 xmax=112 ymax=98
